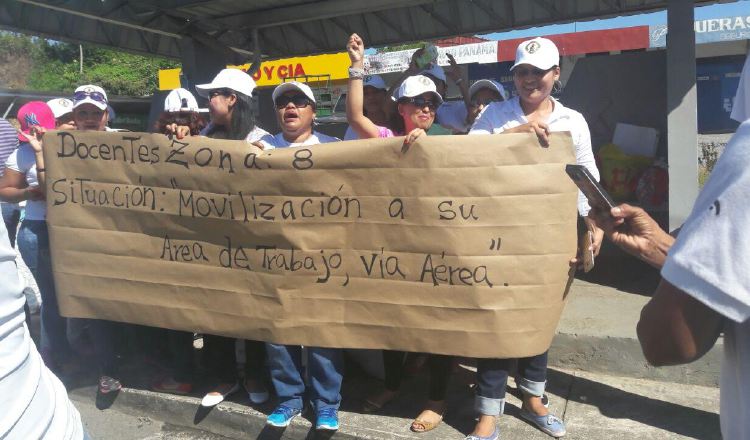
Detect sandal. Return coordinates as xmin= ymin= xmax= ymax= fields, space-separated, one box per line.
xmin=98 ymin=375 xmax=122 ymax=394
xmin=410 ymin=415 xmax=444 ymax=433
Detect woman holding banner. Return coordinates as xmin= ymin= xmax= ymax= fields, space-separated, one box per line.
xmin=258 ymin=80 xmax=343 ymax=431
xmin=189 ymin=69 xmax=271 ymax=406
xmin=0 ymin=102 xmax=71 ymax=373
xmin=466 ymin=38 xmax=602 ymax=439
xmin=346 ymin=33 xmax=453 ymax=434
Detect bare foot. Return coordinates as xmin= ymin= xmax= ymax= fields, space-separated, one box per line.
xmin=522 ymin=395 xmax=549 ymax=416
xmin=470 ymin=414 xmax=498 ymax=437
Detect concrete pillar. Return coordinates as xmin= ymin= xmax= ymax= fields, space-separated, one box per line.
xmin=177 ymin=37 xmax=229 ymax=93
xmin=666 ymin=0 xmax=699 ymax=231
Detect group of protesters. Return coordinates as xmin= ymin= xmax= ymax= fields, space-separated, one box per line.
xmin=1 ymin=30 xmax=747 ymax=440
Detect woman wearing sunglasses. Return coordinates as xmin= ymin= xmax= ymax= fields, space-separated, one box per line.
xmin=466 ymin=38 xmax=602 ymax=440
xmin=346 ymin=33 xmax=452 ymax=434
xmin=185 ymin=69 xmax=271 ymax=407
xmin=258 ymin=81 xmax=342 ymax=431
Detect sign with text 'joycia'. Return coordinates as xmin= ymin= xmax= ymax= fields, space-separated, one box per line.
xmin=45 ymin=131 xmax=578 ymax=358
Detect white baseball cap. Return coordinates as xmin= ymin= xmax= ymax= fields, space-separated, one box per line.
xmin=469 ymin=79 xmax=507 ymax=101
xmin=420 ymin=64 xmax=446 ymax=83
xmin=164 ymin=88 xmax=208 ymax=113
xmin=46 ymin=98 xmax=74 ymax=119
xmin=73 ymin=85 xmax=109 ymax=111
xmin=393 ymin=75 xmax=443 ymax=105
xmin=272 ymin=81 xmax=316 ymax=104
xmin=196 ymin=68 xmax=257 ymax=98
xmin=363 ymin=74 xmax=387 ymax=90
xmin=511 ymin=37 xmax=560 ymax=71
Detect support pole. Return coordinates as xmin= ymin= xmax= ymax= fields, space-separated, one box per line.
xmin=666 ymin=0 xmax=698 ymax=231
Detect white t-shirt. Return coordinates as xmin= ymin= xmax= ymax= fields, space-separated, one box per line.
xmin=661 ymin=120 xmax=750 ymax=440
xmin=199 ymin=124 xmax=270 ymax=143
xmin=259 ymin=131 xmax=340 ymax=149
xmin=5 ymin=143 xmax=45 ymax=220
xmin=469 ymin=96 xmax=600 ymax=216
xmin=731 ymin=50 xmax=749 ymax=123
xmin=0 ymin=220 xmax=84 ymax=439
xmin=436 ymin=101 xmax=470 ymax=133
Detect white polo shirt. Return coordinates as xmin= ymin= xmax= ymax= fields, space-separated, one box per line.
xmin=469 ymin=96 xmax=600 ymax=216
xmin=661 ymin=121 xmax=750 ymax=440
xmin=259 ymin=131 xmax=340 ymax=149
xmin=200 ymin=124 xmax=270 ymax=143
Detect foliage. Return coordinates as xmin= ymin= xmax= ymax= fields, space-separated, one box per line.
xmin=698 ymin=142 xmax=722 ymax=187
xmin=376 ymin=42 xmax=424 ymax=53
xmin=0 ymin=31 xmax=180 ymax=96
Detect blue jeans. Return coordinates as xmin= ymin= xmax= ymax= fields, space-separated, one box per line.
xmin=1 ymin=202 xmax=20 ymax=248
xmin=266 ymin=344 xmax=343 ymax=412
xmin=475 ymin=351 xmax=549 ymax=416
xmin=17 ymin=219 xmax=70 ymax=365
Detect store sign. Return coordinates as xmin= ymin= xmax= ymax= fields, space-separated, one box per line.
xmin=366 ymin=41 xmax=499 ymax=75
xmin=158 ymin=53 xmax=351 ymax=90
xmin=650 ymin=15 xmax=750 ymax=47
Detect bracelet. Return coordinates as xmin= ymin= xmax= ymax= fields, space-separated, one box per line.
xmin=348 ymin=67 xmax=365 ymax=79
xmin=455 ymin=78 xmax=463 ymax=84
xmin=36 ymin=168 xmax=45 ymax=172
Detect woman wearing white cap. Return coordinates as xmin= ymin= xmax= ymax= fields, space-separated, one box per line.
xmin=466 ymin=37 xmax=602 ymax=440
xmin=194 ymin=68 xmax=269 ymax=143
xmin=69 ymin=84 xmax=126 ymax=395
xmin=47 ymin=98 xmax=76 ymax=130
xmin=438 ymin=79 xmax=507 ymax=134
xmin=154 ymin=88 xmax=208 ymax=136
xmin=347 ymin=33 xmax=452 ymax=434
xmin=259 ymin=80 xmax=343 ymax=432
xmin=183 ymin=69 xmax=271 ymax=407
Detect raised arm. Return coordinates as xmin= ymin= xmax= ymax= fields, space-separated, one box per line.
xmin=346 ymin=34 xmax=384 ymax=139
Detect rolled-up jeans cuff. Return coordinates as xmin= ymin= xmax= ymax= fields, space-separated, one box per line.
xmin=475 ymin=395 xmax=505 ymax=416
xmin=518 ymin=378 xmax=546 ymax=397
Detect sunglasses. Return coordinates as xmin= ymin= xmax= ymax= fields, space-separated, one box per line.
xmin=275 ymin=94 xmax=313 ymax=109
xmin=513 ymin=66 xmax=553 ymax=77
xmin=208 ymin=89 xmax=234 ymax=99
xmin=399 ymin=97 xmax=438 ymax=111
xmin=73 ymin=90 xmax=107 ymax=104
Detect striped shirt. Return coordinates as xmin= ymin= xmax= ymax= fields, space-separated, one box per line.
xmin=0 ymin=118 xmax=19 ymax=177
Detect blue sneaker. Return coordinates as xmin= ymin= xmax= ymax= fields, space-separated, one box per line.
xmin=465 ymin=427 xmax=499 ymax=440
xmin=315 ymin=407 xmax=339 ymax=431
xmin=520 ymin=411 xmax=566 ymax=438
xmin=266 ymin=405 xmax=301 ymax=428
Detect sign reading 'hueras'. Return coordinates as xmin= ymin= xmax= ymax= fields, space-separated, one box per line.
xmin=45 ymin=131 xmax=578 ymax=358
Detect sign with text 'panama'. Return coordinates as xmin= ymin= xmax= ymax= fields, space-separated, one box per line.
xmin=45 ymin=131 xmax=577 ymax=358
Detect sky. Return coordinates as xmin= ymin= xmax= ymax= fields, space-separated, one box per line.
xmin=480 ymin=0 xmax=750 ymax=41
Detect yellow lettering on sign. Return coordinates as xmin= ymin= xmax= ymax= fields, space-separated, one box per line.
xmin=159 ymin=53 xmax=350 ymax=90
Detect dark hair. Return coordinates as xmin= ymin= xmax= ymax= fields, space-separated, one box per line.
xmin=205 ymin=91 xmax=256 ymax=140
xmin=154 ymin=111 xmax=207 ymax=135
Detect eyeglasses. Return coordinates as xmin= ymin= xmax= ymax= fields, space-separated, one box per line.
xmin=513 ymin=66 xmax=553 ymax=78
xmin=399 ymin=97 xmax=438 ymax=111
xmin=73 ymin=90 xmax=107 ymax=104
xmin=275 ymin=94 xmax=313 ymax=109
xmin=208 ymin=89 xmax=233 ymax=99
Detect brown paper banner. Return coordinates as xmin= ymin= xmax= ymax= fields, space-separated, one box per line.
xmin=44 ymin=130 xmax=578 ymax=358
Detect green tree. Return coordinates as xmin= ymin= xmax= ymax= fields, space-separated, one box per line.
xmin=0 ymin=32 xmax=180 ymax=96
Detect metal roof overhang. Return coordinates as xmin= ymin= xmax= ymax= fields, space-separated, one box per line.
xmin=0 ymin=0 xmax=736 ymax=62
